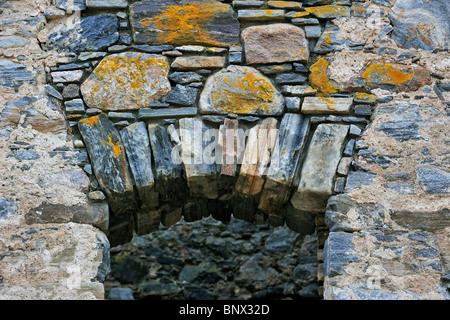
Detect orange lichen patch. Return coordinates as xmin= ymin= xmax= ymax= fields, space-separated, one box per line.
xmin=79 ymin=116 xmax=99 ymax=127
xmin=210 ymin=72 xmax=276 ymax=114
xmin=107 ymin=136 xmax=122 ymax=157
xmin=289 ymin=11 xmax=309 ymax=18
xmin=406 ymin=23 xmax=436 ymax=45
xmin=268 ymin=1 xmax=302 ymax=8
xmin=354 ymin=92 xmax=376 ymax=103
xmin=309 ymin=58 xmax=340 ymax=96
xmin=305 ymin=5 xmax=349 ymax=18
xmin=140 ymin=2 xmax=230 ymax=46
xmin=362 ymin=62 xmax=414 ymax=86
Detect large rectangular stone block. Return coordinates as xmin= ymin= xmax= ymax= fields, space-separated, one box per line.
xmin=291 ymin=123 xmax=348 ymax=212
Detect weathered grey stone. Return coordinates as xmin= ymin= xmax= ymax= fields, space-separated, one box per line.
xmin=235 ymin=118 xmax=278 ymax=195
xmin=416 ymin=166 xmax=450 ymax=193
xmin=389 ymin=0 xmax=450 ymax=50
xmin=148 ymin=123 xmax=186 ymax=202
xmin=0 ymin=35 xmax=30 ymax=49
xmin=138 ymin=107 xmax=197 ymax=120
xmin=275 ymin=73 xmax=308 ymax=85
xmin=345 ymin=171 xmax=377 ymax=191
xmin=47 ymin=15 xmax=119 ymax=53
xmin=45 ymin=85 xmax=63 ymax=100
xmin=325 ymin=194 xmax=386 ymax=232
xmin=130 ymin=0 xmax=240 ymax=46
xmin=259 ymin=113 xmax=310 ymax=213
xmin=199 ymin=65 xmax=285 ymax=115
xmin=302 ymin=97 xmax=353 ymax=115
xmin=232 ymin=0 xmax=264 ymax=8
xmin=384 ymin=183 xmax=415 ymax=195
xmin=51 ymin=70 xmax=83 ymax=83
xmin=242 ymin=24 xmax=309 ymax=64
xmin=64 ymin=99 xmax=85 ymax=114
xmin=304 ymin=25 xmax=322 ymax=38
xmin=25 ymin=202 xmax=109 ymax=232
xmin=86 ymin=0 xmax=128 ymax=8
xmin=285 ymin=96 xmax=301 ymax=111
xmin=265 ymin=227 xmax=300 ymax=253
xmin=391 ymin=209 xmax=450 ymax=231
xmin=168 ymin=72 xmax=203 ymax=84
xmin=164 ymin=85 xmax=199 ymax=106
xmin=323 ymin=232 xmax=360 ymax=277
xmin=10 ymin=150 xmax=40 ymax=161
xmin=109 ymin=288 xmax=135 ymax=300
xmin=78 ymin=113 xmax=136 ymax=245
xmin=305 ymin=4 xmax=350 ymax=18
xmin=257 ymin=64 xmax=293 ymax=75
xmin=121 ymin=122 xmax=158 ymax=210
xmin=179 ymin=118 xmax=219 ymax=199
xmin=291 ymin=124 xmax=349 ymax=212
xmin=56 ymin=0 xmax=86 ymax=10
xmin=0 ymin=59 xmax=34 ymax=89
xmin=81 ymin=52 xmax=171 ymax=111
xmin=281 ymin=85 xmax=317 ymax=96
xmin=0 ymin=196 xmax=18 ymax=220
xmin=238 ymin=9 xmax=285 ymax=21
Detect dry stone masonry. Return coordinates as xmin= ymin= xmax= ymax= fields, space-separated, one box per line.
xmin=0 ymin=0 xmax=449 ymax=300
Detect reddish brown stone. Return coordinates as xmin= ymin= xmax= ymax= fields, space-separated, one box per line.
xmin=242 ymin=23 xmax=309 ymax=65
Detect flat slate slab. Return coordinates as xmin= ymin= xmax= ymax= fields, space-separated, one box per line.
xmin=302 ymin=97 xmax=353 ymax=115
xmin=199 ymin=65 xmax=285 ymax=115
xmin=81 ymin=52 xmax=171 ymax=111
xmin=130 ymin=0 xmax=240 ymax=46
xmin=291 ymin=123 xmax=349 ymax=212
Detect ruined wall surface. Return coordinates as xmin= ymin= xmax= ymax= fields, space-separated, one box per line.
xmin=0 ymin=0 xmax=449 ymax=300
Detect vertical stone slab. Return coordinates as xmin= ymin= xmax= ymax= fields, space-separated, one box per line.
xmin=217 ymin=118 xmax=239 ymax=195
xmin=78 ymin=113 xmax=136 ymax=246
xmin=135 ymin=210 xmax=160 ymax=236
xmin=179 ymin=117 xmax=219 ymax=199
xmin=235 ymin=117 xmax=278 ymax=195
xmin=259 ymin=113 xmax=310 ymax=213
xmin=147 ymin=123 xmax=186 ymax=203
xmin=120 ymin=122 xmax=158 ymax=210
xmin=291 ymin=123 xmax=349 ymax=213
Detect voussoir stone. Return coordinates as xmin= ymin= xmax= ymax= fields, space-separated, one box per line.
xmin=81 ymin=52 xmax=171 ymax=111
xmin=241 ymin=23 xmax=309 ymax=65
xmin=130 ymin=0 xmax=240 ymax=46
xmin=199 ymin=65 xmax=285 ymax=115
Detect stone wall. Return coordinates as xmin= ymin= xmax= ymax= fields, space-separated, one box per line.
xmin=0 ymin=0 xmax=449 ymax=300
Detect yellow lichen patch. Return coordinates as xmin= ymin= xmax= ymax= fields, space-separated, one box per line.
xmin=79 ymin=116 xmax=99 ymax=127
xmin=140 ymin=2 xmax=230 ymax=46
xmin=210 ymin=72 xmax=276 ymax=114
xmin=354 ymin=92 xmax=376 ymax=103
xmin=90 ymin=55 xmax=169 ymax=109
xmin=362 ymin=63 xmax=414 ymax=86
xmin=305 ymin=5 xmax=349 ymax=18
xmin=289 ymin=11 xmax=309 ymax=18
xmin=309 ymin=58 xmax=340 ymax=96
xmin=108 ymin=136 xmax=122 ymax=157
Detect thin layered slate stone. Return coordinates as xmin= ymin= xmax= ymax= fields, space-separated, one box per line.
xmin=291 ymin=123 xmax=349 ymax=212
xmin=242 ymin=24 xmax=309 ymax=65
xmin=130 ymin=0 xmax=240 ymax=47
xmin=179 ymin=118 xmax=219 ymax=199
xmin=148 ymin=123 xmax=186 ymax=202
xmin=259 ymin=113 xmax=310 ymax=214
xmin=78 ymin=114 xmax=136 ymax=245
xmin=304 ymin=4 xmax=350 ymax=19
xmin=389 ymin=0 xmax=450 ymax=51
xmin=199 ymin=65 xmax=285 ymax=115
xmin=302 ymin=97 xmax=353 ymax=115
xmin=81 ymin=52 xmax=171 ymax=111
xmin=235 ymin=118 xmax=278 ymax=195
xmin=120 ymin=122 xmax=158 ymax=210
